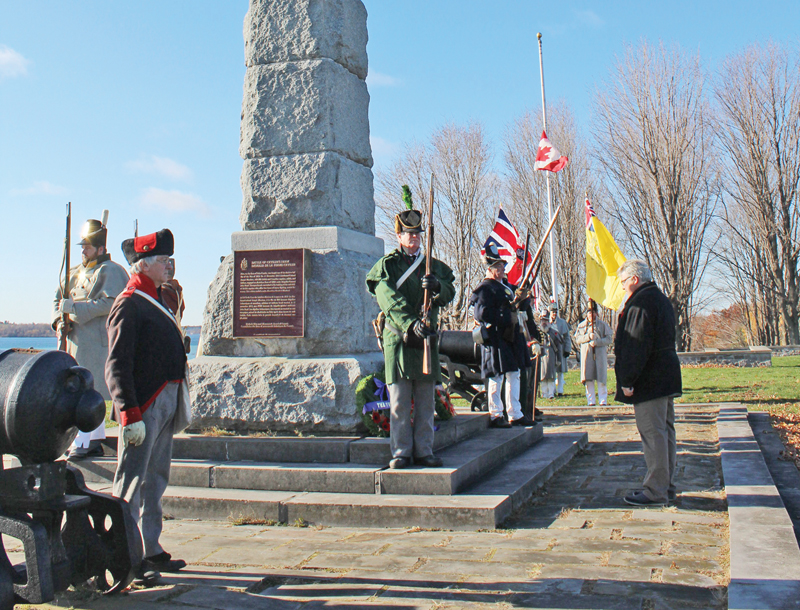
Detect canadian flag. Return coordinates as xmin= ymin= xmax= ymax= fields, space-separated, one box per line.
xmin=534 ymin=131 xmax=569 ymax=172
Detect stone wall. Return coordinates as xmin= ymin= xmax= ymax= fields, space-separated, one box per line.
xmin=564 ymin=346 xmax=773 ymax=370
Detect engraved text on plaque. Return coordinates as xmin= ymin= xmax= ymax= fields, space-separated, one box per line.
xmin=233 ymin=249 xmax=305 ymax=337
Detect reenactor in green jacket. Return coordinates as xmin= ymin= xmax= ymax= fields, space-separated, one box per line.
xmin=366 ymin=187 xmax=455 ymax=469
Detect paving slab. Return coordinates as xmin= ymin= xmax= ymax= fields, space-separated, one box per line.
xmin=38 ymin=404 xmax=739 ymax=610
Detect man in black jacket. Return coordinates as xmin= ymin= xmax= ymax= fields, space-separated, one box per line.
xmin=106 ymin=229 xmax=190 ymax=585
xmin=614 ymin=260 xmax=682 ymax=506
xmin=470 ymin=244 xmax=539 ymax=428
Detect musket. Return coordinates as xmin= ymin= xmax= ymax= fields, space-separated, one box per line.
xmin=518 ymin=232 xmax=533 ymax=342
xmin=134 ymin=219 xmax=138 ymax=237
xmin=519 ymin=204 xmax=562 ymax=291
xmin=422 ymin=173 xmax=436 ymax=375
xmin=58 ymin=202 xmax=72 ymax=352
xmin=532 ymin=350 xmax=541 ymax=416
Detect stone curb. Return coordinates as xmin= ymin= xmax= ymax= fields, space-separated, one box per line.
xmin=748 ymin=411 xmax=800 ymax=546
xmin=718 ymin=404 xmax=800 ymax=609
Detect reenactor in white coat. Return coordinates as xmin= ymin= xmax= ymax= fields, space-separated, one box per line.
xmin=52 ymin=213 xmax=129 ymax=459
xmin=574 ymin=300 xmax=613 ymax=406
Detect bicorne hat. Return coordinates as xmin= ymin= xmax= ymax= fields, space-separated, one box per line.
xmin=122 ymin=229 xmax=174 ymax=265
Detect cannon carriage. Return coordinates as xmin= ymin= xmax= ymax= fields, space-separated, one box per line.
xmin=438 ymin=330 xmax=488 ymax=413
xmin=0 ymin=348 xmax=142 ymax=609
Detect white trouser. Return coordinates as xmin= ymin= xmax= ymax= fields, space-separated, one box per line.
xmin=487 ymin=371 xmax=523 ymax=421
xmin=72 ymin=422 xmax=107 ymax=448
xmin=540 ymin=379 xmax=555 ymax=399
xmin=556 ymin=371 xmax=565 ymax=394
xmin=585 ymin=380 xmax=608 ymax=406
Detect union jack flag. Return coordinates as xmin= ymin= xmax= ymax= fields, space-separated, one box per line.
xmin=585 ymin=196 xmax=597 ymax=229
xmin=481 ymin=206 xmax=531 ymax=286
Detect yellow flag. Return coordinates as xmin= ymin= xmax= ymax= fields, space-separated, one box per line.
xmin=585 ymin=198 xmax=626 ymax=310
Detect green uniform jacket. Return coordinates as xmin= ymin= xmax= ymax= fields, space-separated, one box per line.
xmin=366 ymin=250 xmax=455 ymax=384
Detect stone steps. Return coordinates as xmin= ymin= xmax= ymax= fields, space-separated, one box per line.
xmin=72 ymin=425 xmax=542 ymax=496
xmin=98 ymin=412 xmax=490 ymax=464
xmin=85 ymin=430 xmax=587 ymax=529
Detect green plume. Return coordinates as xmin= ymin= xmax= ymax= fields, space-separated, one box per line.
xmin=401 ymin=185 xmax=413 ymax=210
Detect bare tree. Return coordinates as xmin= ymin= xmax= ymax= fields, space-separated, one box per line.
xmin=593 ymin=40 xmax=718 ymax=351
xmin=504 ymin=104 xmax=605 ymax=326
xmin=715 ymin=41 xmax=800 ymax=345
xmin=373 ymin=122 xmax=497 ymax=328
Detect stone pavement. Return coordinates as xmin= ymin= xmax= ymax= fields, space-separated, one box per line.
xmin=22 ymin=405 xmax=729 ymax=610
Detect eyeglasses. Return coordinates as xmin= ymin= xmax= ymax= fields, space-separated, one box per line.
xmin=619 ymin=275 xmax=635 ymax=285
xmin=154 ymin=256 xmax=172 ymax=265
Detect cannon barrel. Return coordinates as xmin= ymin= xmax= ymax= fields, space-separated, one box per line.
xmin=438 ymin=330 xmax=481 ymax=367
xmin=0 ymin=349 xmax=105 ymax=463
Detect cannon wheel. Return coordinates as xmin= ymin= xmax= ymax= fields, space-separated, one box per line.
xmin=470 ymin=391 xmax=487 ymax=412
xmin=62 ymin=467 xmax=142 ymax=595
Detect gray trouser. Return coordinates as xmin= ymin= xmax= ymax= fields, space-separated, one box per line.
xmin=113 ymin=382 xmax=179 ymax=558
xmin=388 ymin=377 xmax=435 ymax=459
xmin=633 ymin=396 xmax=677 ymax=502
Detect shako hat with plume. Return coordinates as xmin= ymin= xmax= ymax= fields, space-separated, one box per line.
xmin=394 ymin=185 xmax=423 ymax=234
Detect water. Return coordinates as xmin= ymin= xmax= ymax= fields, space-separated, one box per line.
xmin=0 ymin=334 xmax=202 ymax=360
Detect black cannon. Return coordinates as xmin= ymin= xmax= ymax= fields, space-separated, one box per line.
xmin=438 ymin=331 xmax=487 ymax=412
xmin=0 ymin=348 xmax=142 ymax=609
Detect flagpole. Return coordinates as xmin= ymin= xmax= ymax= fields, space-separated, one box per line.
xmin=537 ymin=32 xmax=559 ymax=306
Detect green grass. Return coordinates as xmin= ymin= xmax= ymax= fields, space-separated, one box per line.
xmin=451 ymin=355 xmax=800 ymax=415
xmin=105 ymin=400 xmax=118 ymax=427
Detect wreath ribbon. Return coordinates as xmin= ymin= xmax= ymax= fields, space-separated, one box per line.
xmin=363 ymin=378 xmax=391 ymax=414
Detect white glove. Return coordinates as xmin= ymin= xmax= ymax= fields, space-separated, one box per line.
xmin=60 ymin=298 xmax=75 ymax=315
xmin=122 ymin=421 xmax=146 ymax=447
xmin=531 ymin=343 xmax=543 ymax=357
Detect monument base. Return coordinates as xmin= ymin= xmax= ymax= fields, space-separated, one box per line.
xmin=188 ymin=352 xmax=384 ymax=434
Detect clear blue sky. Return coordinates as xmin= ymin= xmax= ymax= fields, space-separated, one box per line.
xmin=1 ymin=1 xmax=798 ymax=326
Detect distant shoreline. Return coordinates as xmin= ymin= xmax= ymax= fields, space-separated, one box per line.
xmin=0 ymin=322 xmax=201 ymax=338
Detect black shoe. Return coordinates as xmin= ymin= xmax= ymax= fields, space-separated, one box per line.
xmin=488 ymin=417 xmax=511 ymax=429
xmin=389 ymin=456 xmax=412 ymax=469
xmin=624 ymin=491 xmax=667 ymax=506
xmin=68 ymin=440 xmax=105 ymax=460
xmin=415 ymin=455 xmax=443 ymax=468
xmin=143 ymin=551 xmax=186 ymax=573
xmin=134 ymin=567 xmax=161 ymax=587
xmin=510 ymin=416 xmax=536 ymax=427
xmin=533 ymin=408 xmax=543 ymax=421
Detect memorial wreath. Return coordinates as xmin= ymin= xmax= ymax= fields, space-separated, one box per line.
xmin=355 ymin=368 xmax=456 ymax=437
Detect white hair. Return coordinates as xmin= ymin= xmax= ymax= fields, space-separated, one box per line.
xmin=618 ymin=259 xmax=652 ymax=282
xmin=131 ymin=255 xmax=158 ymax=275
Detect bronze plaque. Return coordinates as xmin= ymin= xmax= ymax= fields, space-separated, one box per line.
xmin=233 ymin=249 xmax=305 ymax=338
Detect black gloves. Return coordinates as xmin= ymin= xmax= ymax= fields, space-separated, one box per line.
xmin=421 ymin=274 xmax=441 ymax=294
xmin=563 ymin=351 xmax=570 ymax=358
xmin=412 ymin=319 xmax=437 ymax=339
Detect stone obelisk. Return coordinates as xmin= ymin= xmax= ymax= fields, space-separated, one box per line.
xmin=189 ymin=0 xmax=383 ymax=433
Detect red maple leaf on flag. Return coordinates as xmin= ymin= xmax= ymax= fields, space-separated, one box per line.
xmin=534 ymin=131 xmax=568 ymax=173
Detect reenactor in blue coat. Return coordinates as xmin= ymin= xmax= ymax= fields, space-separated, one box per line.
xmin=469 ymin=244 xmax=539 ymax=428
